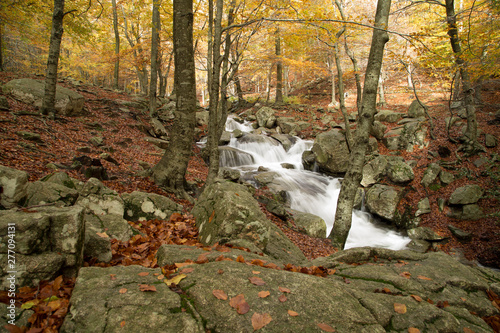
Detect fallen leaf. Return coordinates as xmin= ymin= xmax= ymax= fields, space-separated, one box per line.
xmin=278 ymin=287 xmax=291 ymax=293
xmin=249 ymin=276 xmax=266 ymax=286
xmin=212 ymin=289 xmax=228 ymax=300
xmin=119 ymin=288 xmax=127 ymax=294
xmin=411 ymin=295 xmax=423 ymax=302
xmin=229 ymin=294 xmax=250 ymax=314
xmin=252 ymin=271 xmax=261 ymax=275
xmin=157 ymin=274 xmax=165 ymax=280
xmin=139 ymin=284 xmax=157 ymax=292
xmin=175 ymin=262 xmax=194 ymax=268
xmin=208 ymin=210 xmax=215 ymax=223
xmin=400 ymin=271 xmax=411 ymax=279
xmin=382 ymin=287 xmax=391 ymax=294
xmin=463 ymin=328 xmax=475 ymax=333
xmin=236 ymin=255 xmax=245 ymax=263
xmin=417 ymin=275 xmax=432 ymax=281
xmin=408 ymin=327 xmax=420 ymax=333
xmin=394 ymin=303 xmax=407 ymax=314
xmin=195 ymin=254 xmax=209 ymax=264
xmin=110 ymin=274 xmax=117 ymax=280
xmin=327 ymin=269 xmax=336 ymax=275
xmin=138 ymin=272 xmax=149 ymax=277
xmin=120 ymin=321 xmax=126 ymax=328
xmin=279 ymin=294 xmax=287 ymax=302
xmin=180 ymin=267 xmax=194 ymax=274
xmin=96 ymin=232 xmax=109 ymax=238
xmin=251 ymin=312 xmax=272 ymax=330
xmin=460 ymin=297 xmax=467 ymax=302
xmin=48 ymin=299 xmax=62 ymax=311
xmin=317 ymin=323 xmax=336 ymax=332
xmin=164 ymin=274 xmax=187 ymax=286
xmin=288 ymin=310 xmax=299 ymax=317
xmin=3 ymin=324 xmax=23 ymax=333
xmin=258 ymin=291 xmax=270 ymax=298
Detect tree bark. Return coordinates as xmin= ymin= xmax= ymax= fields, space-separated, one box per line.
xmin=275 ymin=27 xmax=283 ymax=104
xmin=149 ymin=0 xmax=161 ymax=117
xmin=41 ymin=0 xmax=65 ymax=116
xmin=152 ymin=0 xmax=196 ymax=200
xmin=378 ymin=68 xmax=387 ymax=106
xmin=111 ymin=0 xmax=120 ymax=90
xmin=445 ymin=0 xmax=478 ymax=146
xmin=329 ymin=0 xmax=391 ymax=250
xmin=0 ymin=23 xmax=4 ymax=71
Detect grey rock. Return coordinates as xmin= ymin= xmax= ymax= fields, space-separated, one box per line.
xmin=448 ymin=204 xmax=485 ymax=220
xmin=218 ymin=167 xmax=241 ymax=181
xmin=143 ymin=136 xmax=169 ymax=149
xmin=84 ymin=226 xmax=112 ymax=262
xmin=276 ymin=116 xmax=297 ymax=134
xmin=408 ymin=99 xmax=427 ymax=118
xmin=448 ymin=224 xmax=473 ymax=241
xmin=371 ymin=121 xmax=387 ymax=140
xmin=407 ymin=227 xmax=446 ymax=241
xmin=0 ymin=165 xmax=29 ymax=209
xmin=449 ymin=185 xmax=483 ymax=205
xmin=61 ymin=266 xmax=203 ymax=333
xmin=195 ymin=110 xmax=209 ymax=126
xmin=0 ymin=96 xmax=9 ymax=111
xmin=365 ymin=184 xmax=404 ymax=221
xmin=439 ymin=170 xmax=455 ymax=185
xmin=122 ymin=191 xmax=182 ymax=222
xmin=16 ymin=131 xmax=42 ymax=142
xmin=24 ymin=181 xmax=79 ymax=207
xmin=374 ymin=110 xmax=403 ymax=123
xmin=421 ymin=163 xmax=441 ymax=187
xmin=287 ymin=209 xmax=327 ymax=238
xmin=415 ymin=197 xmax=431 ymax=216
xmin=3 ymin=78 xmax=85 ymax=116
xmin=219 ymin=131 xmax=232 ymax=145
xmin=41 ymin=172 xmax=77 ymax=189
xmin=361 ymin=156 xmax=388 ymax=187
xmin=89 ymin=136 xmax=104 ymax=147
xmin=312 ymin=129 xmax=350 ymax=176
xmin=485 ymin=134 xmax=497 ymax=148
xmin=271 ymin=133 xmax=294 ymax=151
xmin=256 ymin=106 xmax=276 ymax=128
xmin=0 ymin=303 xmax=33 ymax=328
xmin=219 ymin=146 xmax=255 ymax=167
xmin=386 ymin=160 xmax=415 ymax=183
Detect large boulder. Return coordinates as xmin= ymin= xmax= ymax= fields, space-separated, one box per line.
xmin=311 ymin=129 xmax=350 ymax=176
xmin=408 ymin=99 xmax=427 ymax=118
xmin=361 ymin=156 xmax=388 ymax=187
xmin=191 ymin=179 xmax=306 ymax=264
xmin=0 ymin=206 xmax=85 ymax=288
xmin=365 ymin=184 xmax=404 ymax=222
xmin=61 ymin=266 xmax=203 ymax=333
xmin=287 ymin=209 xmax=327 ymax=238
xmin=2 ymin=79 xmax=85 ymax=116
xmin=24 ymin=181 xmax=79 ymax=207
xmin=256 ymin=106 xmax=276 ymax=128
xmin=276 ymin=116 xmax=298 ymax=134
xmin=0 ymin=165 xmax=29 ymax=209
xmin=382 ymin=120 xmax=428 ymax=152
xmin=122 ymin=191 xmax=182 ymax=222
xmin=386 ymin=160 xmax=415 ymax=184
xmin=374 ymin=110 xmax=403 ymax=123
xmin=449 ymin=185 xmax=483 ymax=205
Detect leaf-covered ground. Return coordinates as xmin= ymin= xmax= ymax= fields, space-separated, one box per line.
xmin=0 ymin=71 xmax=499 ymax=332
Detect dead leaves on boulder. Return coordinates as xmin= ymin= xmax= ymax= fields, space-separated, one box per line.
xmin=251 ymin=312 xmax=272 ymax=330
xmin=229 ymin=294 xmax=250 ymax=315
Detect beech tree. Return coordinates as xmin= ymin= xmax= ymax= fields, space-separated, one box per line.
xmin=152 ymin=0 xmax=196 ymax=200
xmin=41 ymin=0 xmax=66 ymax=116
xmin=111 ymin=0 xmax=120 ymax=90
xmin=330 ymin=0 xmax=392 ymax=249
xmin=149 ymin=0 xmax=161 ymax=117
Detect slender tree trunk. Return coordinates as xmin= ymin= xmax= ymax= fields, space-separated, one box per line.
xmin=330 ymin=0 xmax=391 ymax=249
xmin=343 ymin=37 xmax=362 ymax=113
xmin=378 ymin=68 xmax=387 ymax=106
xmin=152 ymin=0 xmax=196 ymax=200
xmin=205 ymin=0 xmax=224 ymax=185
xmin=445 ymin=0 xmax=477 ymax=146
xmin=41 ymin=0 xmax=65 ymax=116
xmin=111 ymin=0 xmax=120 ymax=90
xmin=0 ymin=24 xmax=4 ymax=71
xmin=329 ymin=57 xmax=337 ymax=107
xmin=235 ymin=75 xmax=244 ymax=101
xmin=275 ymin=27 xmax=283 ymax=104
xmin=160 ymin=51 xmax=173 ymax=98
xmin=149 ymin=0 xmax=161 ymax=117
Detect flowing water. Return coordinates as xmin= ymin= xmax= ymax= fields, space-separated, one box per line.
xmin=220 ymin=117 xmax=410 ymax=250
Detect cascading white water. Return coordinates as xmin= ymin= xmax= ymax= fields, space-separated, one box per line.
xmin=222 ymin=117 xmax=410 ymax=250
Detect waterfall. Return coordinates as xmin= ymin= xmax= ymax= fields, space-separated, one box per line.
xmin=221 ymin=116 xmax=410 ymax=250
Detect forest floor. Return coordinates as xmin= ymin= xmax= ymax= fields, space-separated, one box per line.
xmin=0 ymin=71 xmax=499 ymax=331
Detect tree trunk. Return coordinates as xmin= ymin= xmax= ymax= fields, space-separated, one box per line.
xmin=275 ymin=27 xmax=283 ymax=104
xmin=152 ymin=0 xmax=196 ymax=200
xmin=0 ymin=23 xmax=4 ymax=71
xmin=235 ymin=75 xmax=244 ymax=102
xmin=378 ymin=68 xmax=387 ymax=106
xmin=329 ymin=0 xmax=391 ymax=250
xmin=445 ymin=0 xmax=478 ymax=146
xmin=343 ymin=36 xmax=362 ymax=113
xmin=111 ymin=0 xmax=120 ymax=90
xmin=149 ymin=0 xmax=161 ymax=117
xmin=41 ymin=0 xmax=65 ymax=116
xmin=329 ymin=57 xmax=337 ymax=107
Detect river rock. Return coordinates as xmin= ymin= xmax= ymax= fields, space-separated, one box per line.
xmin=218 ymin=167 xmax=241 ymax=181
xmin=192 ymin=179 xmax=306 ymax=264
xmin=407 ymin=227 xmax=446 ymax=242
xmin=448 ymin=224 xmax=473 ymax=241
xmin=60 ymin=266 xmax=203 ymax=333
xmin=365 ymin=184 xmax=404 ymax=222
xmin=122 ymin=191 xmax=182 ymax=222
xmin=449 ymin=185 xmax=483 ymax=205
xmin=2 ymin=78 xmax=85 ymax=116
xmin=219 ymin=146 xmax=255 ymax=167
xmin=0 ymin=165 xmax=29 ymax=209
xmin=256 ymin=106 xmax=276 ymax=128
xmin=287 ymin=209 xmax=327 ymax=238
xmin=0 ymin=206 xmax=85 ymax=288
xmin=421 ymin=163 xmax=441 ymax=187
xmin=386 ymin=160 xmax=414 ymax=184
xmin=374 ymin=110 xmax=403 ymax=123
xmin=312 ymin=129 xmax=350 ymax=176
xmin=415 ymin=197 xmax=431 ymax=216
xmin=361 ymin=156 xmax=388 ymax=187
xmin=24 ymin=181 xmax=79 ymax=207
xmin=448 ymin=204 xmax=485 ymax=220
xmin=408 ymin=99 xmax=427 ymax=118
xmin=370 ymin=121 xmax=387 ymax=140
xmin=276 ymin=116 xmax=297 ymax=134
xmin=271 ymin=133 xmax=294 ymax=151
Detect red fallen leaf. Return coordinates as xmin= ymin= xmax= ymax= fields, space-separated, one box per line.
xmin=436 ymin=300 xmax=449 ymax=308
xmin=278 ymin=294 xmax=287 ymax=302
xmin=252 ymin=271 xmax=261 ymax=275
xmin=52 ymin=275 xmax=63 ymax=293
xmin=327 ymin=269 xmax=336 ymax=275
xmin=317 ymin=323 xmax=336 ymax=332
xmin=180 ymin=267 xmax=194 ymax=274
xmin=218 ymin=269 xmax=224 ymax=274
xmin=417 ymin=275 xmax=432 ymax=281
xmin=138 ymin=272 xmax=149 ymax=277
xmin=394 ymin=303 xmax=407 ymax=314
xmin=427 ymin=298 xmax=434 ymax=304
xmin=4 ymin=324 xmax=24 ymax=333
xmin=411 ymin=295 xmax=423 ymax=302
xmin=249 ymin=276 xmax=266 ymax=286
xmin=236 ymin=255 xmax=246 ymax=263
xmin=139 ymin=284 xmax=157 ymax=292
xmin=212 ymin=289 xmax=228 ymax=300
xmin=258 ymin=291 xmax=270 ymax=298
xmin=229 ymin=294 xmax=250 ymax=314
xmin=251 ymin=312 xmax=272 ymax=330
xmin=195 ymin=254 xmax=209 ymax=264
xmin=382 ymin=287 xmax=391 ymax=294
xmin=119 ymin=288 xmax=127 ymax=294
xmin=208 ymin=210 xmax=215 ymax=223
xmin=215 ymin=245 xmax=231 ymax=252
xmin=463 ymin=328 xmax=476 ymax=333
xmin=288 ymin=310 xmax=299 ymax=317
xmin=120 ymin=321 xmax=126 ymax=328
xmin=279 ymin=286 xmax=291 ymax=293
xmin=250 ymin=259 xmax=266 ymax=267
xmin=264 ymin=262 xmax=280 ymax=269
xmin=408 ymin=327 xmax=420 ymax=333
xmin=399 ymin=271 xmax=411 ymax=279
